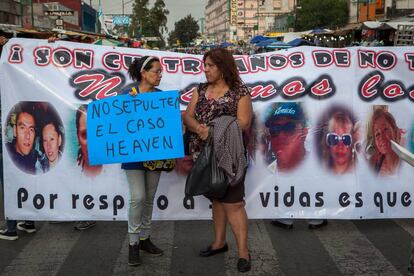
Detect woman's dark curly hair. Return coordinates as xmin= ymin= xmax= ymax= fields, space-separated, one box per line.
xmin=203 ymin=48 xmax=243 ymax=90
xmin=128 ymin=56 xmax=160 ymax=82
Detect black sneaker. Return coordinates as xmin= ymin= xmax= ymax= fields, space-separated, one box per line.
xmin=139 ymin=237 xmax=163 ymax=256
xmin=0 ymin=229 xmax=18 ymax=241
xmin=17 ymin=222 xmax=36 ymax=234
xmin=128 ymin=243 xmax=141 ymax=266
xmin=74 ymin=221 xmax=96 ymax=231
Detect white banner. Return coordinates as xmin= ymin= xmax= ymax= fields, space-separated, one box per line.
xmin=1 ymin=38 xmax=413 ymax=221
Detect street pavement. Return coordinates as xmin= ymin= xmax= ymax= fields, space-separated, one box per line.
xmin=1 ymin=188 xmax=413 ymax=275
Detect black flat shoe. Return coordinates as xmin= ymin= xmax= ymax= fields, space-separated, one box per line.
xmin=237 ymin=254 xmax=251 ymax=273
xmin=271 ymin=220 xmax=293 ymax=230
xmin=308 ymin=219 xmax=328 ymax=230
xmin=199 ymin=243 xmax=228 ymax=257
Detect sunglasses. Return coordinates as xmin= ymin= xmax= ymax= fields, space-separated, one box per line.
xmin=269 ymin=121 xmax=298 ymax=136
xmin=326 ymin=132 xmax=352 ymax=147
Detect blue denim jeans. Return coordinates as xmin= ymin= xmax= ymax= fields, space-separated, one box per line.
xmin=6 ymin=220 xmax=34 ymax=232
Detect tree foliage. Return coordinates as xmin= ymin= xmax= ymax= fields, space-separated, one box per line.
xmin=295 ymin=0 xmax=349 ymax=31
xmin=129 ymin=0 xmax=150 ymax=38
xmin=168 ymin=15 xmax=199 ymax=47
xmin=151 ymin=0 xmax=169 ymax=36
xmin=129 ymin=0 xmax=169 ymax=47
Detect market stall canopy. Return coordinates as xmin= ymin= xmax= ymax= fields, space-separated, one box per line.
xmin=332 ymin=23 xmax=363 ymax=36
xmin=255 ymin=38 xmax=278 ymax=47
xmin=94 ymin=38 xmax=125 ymax=46
xmin=266 ymin=41 xmax=292 ymax=49
xmin=250 ymin=35 xmax=267 ymax=44
xmin=362 ymin=21 xmax=414 ymax=30
xmin=309 ymin=28 xmax=333 ymax=35
xmin=384 ymin=21 xmax=414 ymax=29
xmin=287 ymin=38 xmax=312 ymax=47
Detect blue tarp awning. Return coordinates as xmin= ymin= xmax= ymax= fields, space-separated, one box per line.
xmin=255 ymin=38 xmax=277 ymax=47
xmin=220 ymin=41 xmax=234 ymax=48
xmin=266 ymin=41 xmax=292 ymax=49
xmin=250 ymin=35 xmax=267 ymax=44
xmin=287 ymin=38 xmax=312 ymax=47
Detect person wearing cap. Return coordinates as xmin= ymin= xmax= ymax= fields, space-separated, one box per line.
xmin=263 ymin=102 xmax=327 ymax=230
xmin=121 ymin=56 xmax=174 ymax=266
xmin=264 ymin=102 xmax=308 ymax=172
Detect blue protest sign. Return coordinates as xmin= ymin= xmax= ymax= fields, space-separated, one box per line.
xmin=86 ymin=90 xmax=184 ymax=165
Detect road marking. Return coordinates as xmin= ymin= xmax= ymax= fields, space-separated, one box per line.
xmin=313 ymin=220 xmax=401 ymax=275
xmin=224 ymin=220 xmax=284 ymax=276
xmin=395 ymin=219 xmax=414 ymax=236
xmin=2 ymin=223 xmax=81 ymax=276
xmin=112 ymin=221 xmax=174 ymax=275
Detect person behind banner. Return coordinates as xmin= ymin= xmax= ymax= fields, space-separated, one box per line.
xmin=121 ymin=55 xmax=173 ymax=267
xmin=315 ymin=105 xmax=360 ymax=174
xmin=184 ymin=48 xmax=253 ymax=273
xmin=37 ymin=119 xmax=64 ymax=173
xmin=366 ymin=106 xmax=401 ymax=176
xmin=263 ymin=102 xmax=327 ymax=230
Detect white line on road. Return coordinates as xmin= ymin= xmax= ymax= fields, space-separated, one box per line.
xmin=313 ymin=220 xmax=401 ymax=275
xmin=2 ymin=222 xmax=82 ymax=276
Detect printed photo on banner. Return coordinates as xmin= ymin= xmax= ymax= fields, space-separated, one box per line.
xmin=365 ymin=105 xmax=403 ymax=176
xmin=4 ymin=101 xmax=65 ymax=175
xmin=260 ymin=102 xmax=309 ymax=173
xmin=74 ymin=104 xmax=104 ymax=177
xmin=314 ymin=105 xmax=360 ymax=175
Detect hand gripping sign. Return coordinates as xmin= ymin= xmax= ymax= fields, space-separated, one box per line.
xmin=86 ymin=90 xmax=184 ymax=165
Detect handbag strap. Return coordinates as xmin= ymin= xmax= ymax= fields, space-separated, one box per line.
xmin=207 ymin=126 xmax=214 ymax=145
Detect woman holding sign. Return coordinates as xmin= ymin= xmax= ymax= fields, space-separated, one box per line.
xmin=122 ymin=56 xmax=174 ymax=266
xmin=184 ymin=48 xmax=253 ymax=273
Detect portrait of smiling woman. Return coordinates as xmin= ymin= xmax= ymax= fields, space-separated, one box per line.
xmin=366 ymin=106 xmax=401 ymax=176
xmin=37 ymin=118 xmax=64 ymax=173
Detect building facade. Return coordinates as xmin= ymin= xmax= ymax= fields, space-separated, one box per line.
xmin=0 ymin=0 xmax=21 ymax=26
xmin=347 ymin=0 xmax=414 ymax=23
xmin=205 ymin=0 xmax=295 ymax=42
xmin=385 ymin=0 xmax=414 ymax=18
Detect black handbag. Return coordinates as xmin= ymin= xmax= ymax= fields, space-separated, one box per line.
xmin=185 ymin=131 xmax=227 ymax=198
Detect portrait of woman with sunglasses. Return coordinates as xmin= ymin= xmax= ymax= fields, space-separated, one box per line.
xmin=366 ymin=106 xmax=401 ymax=176
xmin=315 ymin=105 xmax=360 ymax=174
